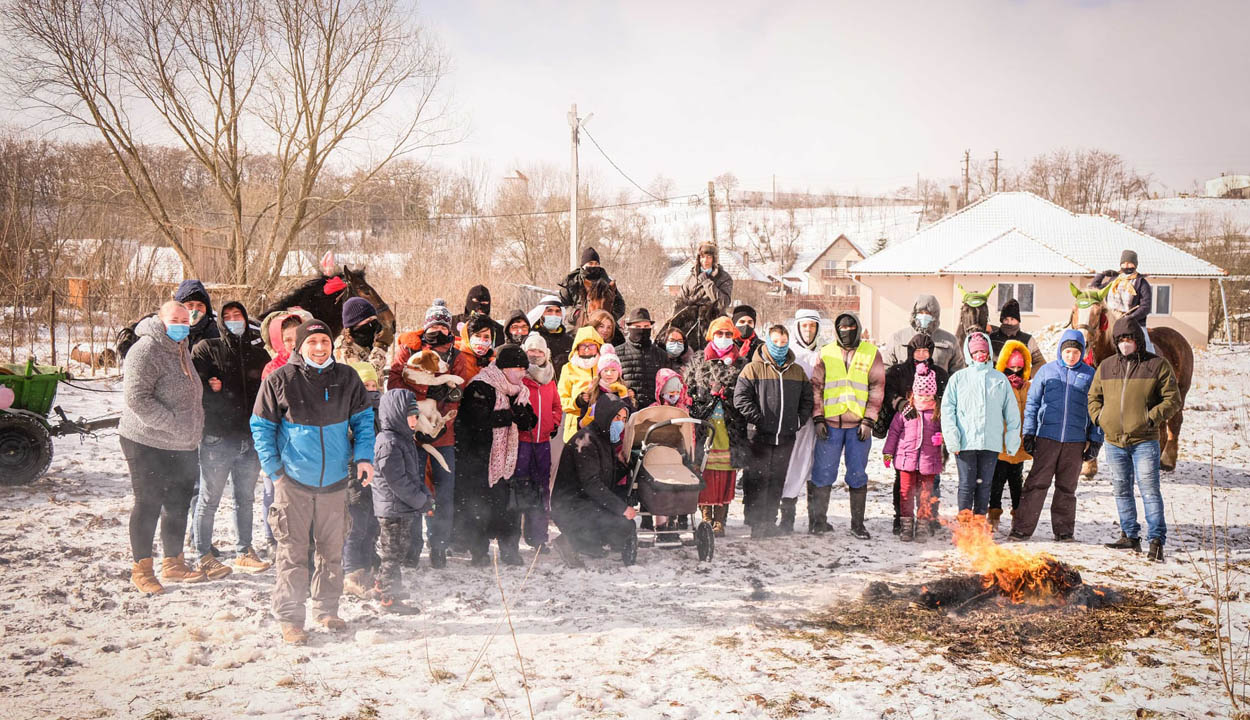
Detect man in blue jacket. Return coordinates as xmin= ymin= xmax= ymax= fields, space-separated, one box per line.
xmin=1008 ymin=330 xmax=1103 ymax=541
xmin=251 ymin=319 xmax=375 ymax=645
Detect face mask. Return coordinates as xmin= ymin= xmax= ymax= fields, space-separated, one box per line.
xmin=766 ymin=340 xmax=789 ymax=365
xmin=350 ymin=321 xmax=378 ymax=348
xmin=736 ymin=324 xmax=754 ymax=339
xmin=627 ymin=327 xmax=652 ymax=346
xmin=165 ymin=323 xmax=190 ymax=343
xmin=663 ymin=391 xmax=682 ymax=405
xmin=712 ymin=336 xmax=734 ymax=351
xmin=583 ymin=266 xmax=606 ymax=281
xmin=542 ymin=314 xmax=563 ymax=331
xmin=666 ymin=341 xmax=684 ymax=357
xmin=509 ymin=331 xmax=529 ymax=345
xmin=225 ymin=320 xmax=246 ymax=336
xmin=188 ymin=309 xmax=204 ymax=325
xmin=1000 ymin=323 xmax=1019 ymax=337
xmin=837 ymin=328 xmax=857 ymax=347
xmin=913 ymin=395 xmax=936 ymax=411
xmin=572 ymin=354 xmax=598 ymax=370
xmin=470 ymin=337 xmax=492 ymax=356
xmin=914 ymin=313 xmax=934 ymax=329
xmin=1118 ymin=341 xmax=1137 ymax=357
xmin=424 ymin=331 xmax=450 ymax=348
xmin=609 ymin=419 xmax=625 ymax=444
xmin=302 ymin=350 xmax=333 ymax=370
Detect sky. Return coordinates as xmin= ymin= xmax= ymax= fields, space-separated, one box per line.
xmin=417 ymin=0 xmax=1250 ymax=198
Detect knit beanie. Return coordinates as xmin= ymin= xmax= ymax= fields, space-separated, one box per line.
xmin=580 ymin=246 xmax=600 ymax=265
xmin=295 ymin=319 xmax=333 ymax=351
xmin=521 ymin=333 xmax=550 ymax=362
xmin=705 ymin=316 xmax=739 ymax=342
xmin=494 ymin=343 xmax=529 ymax=370
xmin=912 ymin=363 xmax=938 ymax=397
xmin=1120 ymin=249 xmax=1139 ymax=267
xmin=424 ymin=298 xmax=453 ymax=330
xmin=731 ymin=304 xmax=756 ymax=325
xmin=999 ymin=298 xmax=1021 ymax=323
xmin=349 ymin=361 xmax=377 ymax=385
xmin=968 ymin=333 xmax=990 ymax=357
xmin=341 ymin=297 xmax=377 ymax=329
xmin=465 ymin=284 xmax=492 ymax=315
xmin=1060 ymin=338 xmax=1083 ymax=354
xmin=597 ymin=344 xmax=622 ymax=374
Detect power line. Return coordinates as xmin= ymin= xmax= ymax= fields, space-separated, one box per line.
xmin=579 ymin=126 xmax=667 ymax=202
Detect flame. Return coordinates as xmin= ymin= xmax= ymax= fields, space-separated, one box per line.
xmin=948 ymin=510 xmax=1073 ymax=604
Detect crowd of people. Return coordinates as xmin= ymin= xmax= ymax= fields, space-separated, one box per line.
xmin=116 ymin=247 xmax=1181 ymax=643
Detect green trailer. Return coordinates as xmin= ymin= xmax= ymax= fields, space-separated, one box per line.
xmin=0 ymin=358 xmax=120 ymax=485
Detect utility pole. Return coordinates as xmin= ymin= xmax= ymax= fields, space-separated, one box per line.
xmin=568 ymin=104 xmax=580 ymax=271
xmin=962 ymin=149 xmax=971 ymax=207
xmin=993 ymin=150 xmax=1000 ymax=193
xmin=772 ymin=174 xmax=776 ymax=205
xmin=707 ymin=181 xmax=719 ymax=245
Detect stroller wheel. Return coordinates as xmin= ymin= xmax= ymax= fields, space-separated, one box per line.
xmin=696 ymin=522 xmax=715 ymax=562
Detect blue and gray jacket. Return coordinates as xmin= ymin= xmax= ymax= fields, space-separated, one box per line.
xmin=250 ymin=353 xmax=375 ymax=492
xmin=1023 ymin=329 xmax=1104 ymax=445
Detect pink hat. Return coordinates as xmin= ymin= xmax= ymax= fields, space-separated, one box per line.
xmin=968 ymin=333 xmax=990 ymax=356
xmin=913 ymin=363 xmax=938 ymax=396
xmin=597 ymin=344 xmax=622 ymax=374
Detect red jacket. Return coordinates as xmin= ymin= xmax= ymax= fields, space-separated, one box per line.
xmin=387 ymin=332 xmax=474 ymax=448
xmin=519 ymin=374 xmax=561 ymax=444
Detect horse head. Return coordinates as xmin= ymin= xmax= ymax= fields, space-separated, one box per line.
xmin=1069 ymin=281 xmax=1112 ymax=350
xmin=955 ymin=283 xmax=994 ymax=346
xmin=341 ymin=266 xmax=395 ymax=346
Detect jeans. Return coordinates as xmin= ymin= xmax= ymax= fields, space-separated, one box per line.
xmin=955 ymin=450 xmax=998 ymax=515
xmin=262 ymin=474 xmax=276 ymax=543
xmin=1105 ymin=440 xmax=1166 ymax=544
xmin=811 ymin=426 xmax=871 ymax=489
xmin=192 ymin=434 xmax=261 ymax=556
xmin=343 ymin=484 xmax=380 ymax=573
xmin=416 ymin=445 xmax=456 ymax=553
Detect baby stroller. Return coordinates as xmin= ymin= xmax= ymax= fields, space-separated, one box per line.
xmin=623 ymin=406 xmax=715 ymax=562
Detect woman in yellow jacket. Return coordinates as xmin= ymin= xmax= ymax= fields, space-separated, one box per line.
xmin=989 ymin=339 xmax=1032 ymax=531
xmin=558 ymin=326 xmax=604 ymax=441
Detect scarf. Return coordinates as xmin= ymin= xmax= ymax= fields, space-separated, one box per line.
xmin=1108 ymin=272 xmax=1139 ymax=297
xmin=527 ymin=361 xmax=554 ymax=385
xmin=704 ymin=340 xmax=741 ymax=364
xmin=471 ymin=364 xmax=527 ymax=487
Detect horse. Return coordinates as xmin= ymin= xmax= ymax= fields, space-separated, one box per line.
xmin=260 ymin=265 xmax=395 ymax=347
xmin=955 ymin=283 xmax=995 ymax=350
xmin=1069 ymin=281 xmax=1194 ymax=476
xmin=567 ymin=274 xmax=618 ymax=330
xmin=663 ymin=300 xmax=718 ymax=352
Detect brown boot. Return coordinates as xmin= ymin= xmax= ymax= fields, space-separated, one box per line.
xmin=131 ymin=558 xmax=165 ymax=595
xmin=343 ymin=568 xmax=373 ymax=599
xmin=699 ymin=505 xmax=714 ymax=527
xmin=233 ymin=547 xmax=272 ymax=574
xmin=161 ymin=554 xmax=207 ymax=583
xmin=987 ymin=508 xmax=1003 ymax=533
xmin=317 ymin=615 xmax=348 ymax=632
xmin=712 ymin=505 xmax=728 ymax=537
xmin=198 ymin=553 xmax=233 ymax=580
xmin=280 ymin=623 xmax=308 ymax=645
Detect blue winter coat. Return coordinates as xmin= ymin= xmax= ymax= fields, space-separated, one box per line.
xmin=250 ymin=354 xmax=375 ymax=491
xmin=1023 ymin=329 xmax=1104 ymax=445
xmin=940 ymin=332 xmax=1020 ymax=455
xmin=371 ymin=389 xmax=432 ymax=517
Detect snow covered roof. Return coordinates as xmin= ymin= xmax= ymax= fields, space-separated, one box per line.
xmin=787 ymin=234 xmax=868 ymax=276
xmin=851 ymin=192 xmax=1226 ymax=278
xmin=126 ymin=246 xmax=185 ymax=283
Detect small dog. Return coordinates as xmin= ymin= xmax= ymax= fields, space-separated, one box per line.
xmin=401 ymin=349 xmax=463 ymax=472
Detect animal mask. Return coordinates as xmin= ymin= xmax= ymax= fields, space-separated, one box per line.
xmin=957 ymin=283 xmax=996 ymax=308
xmin=1069 ymin=282 xmax=1111 ymax=309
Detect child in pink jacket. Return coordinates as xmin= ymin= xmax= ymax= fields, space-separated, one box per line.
xmin=516 ymin=335 xmax=563 ymax=550
xmin=883 ymin=364 xmax=944 ymax=543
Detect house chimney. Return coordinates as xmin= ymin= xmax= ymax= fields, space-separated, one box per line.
xmin=947 ymin=185 xmax=960 ymax=214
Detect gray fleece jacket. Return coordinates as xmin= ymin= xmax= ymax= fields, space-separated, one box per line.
xmin=119 ymin=315 xmax=205 ymax=451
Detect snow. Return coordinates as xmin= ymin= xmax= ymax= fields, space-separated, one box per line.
xmin=1112 ymin=196 xmax=1250 ymax=238
xmin=1 ymin=342 xmax=1248 ymax=718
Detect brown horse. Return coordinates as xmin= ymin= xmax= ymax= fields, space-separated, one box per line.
xmin=955 ymin=283 xmax=995 ymax=349
xmin=1069 ymin=282 xmax=1193 ymax=475
xmin=568 ymin=275 xmax=618 ymax=329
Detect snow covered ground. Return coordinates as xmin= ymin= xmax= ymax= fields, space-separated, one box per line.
xmin=1 ymin=344 xmax=1248 ymax=719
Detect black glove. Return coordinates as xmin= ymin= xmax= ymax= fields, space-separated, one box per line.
xmin=489 ymin=408 xmax=514 ymax=427
xmin=815 ymin=421 xmax=829 ymax=440
xmin=1083 ymin=442 xmax=1102 ymax=462
xmin=857 ymin=419 xmax=872 ymax=442
xmin=1021 ymin=434 xmax=1037 ymax=455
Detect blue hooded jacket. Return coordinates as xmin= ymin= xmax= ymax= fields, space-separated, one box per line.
xmin=371 ymin=389 xmax=432 ymax=517
xmin=1023 ymin=329 xmax=1104 ymax=445
xmin=940 ymin=331 xmax=1021 ymax=455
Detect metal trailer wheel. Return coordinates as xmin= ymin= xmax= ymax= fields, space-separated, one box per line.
xmin=0 ymin=412 xmax=54 ymax=486
xmin=695 ymin=521 xmax=715 ymax=562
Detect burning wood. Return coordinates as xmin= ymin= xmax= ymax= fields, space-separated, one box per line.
xmin=947 ymin=509 xmax=1082 ymax=605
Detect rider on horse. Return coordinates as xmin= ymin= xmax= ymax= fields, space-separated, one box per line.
xmin=559 ymin=247 xmax=627 ymax=320
xmin=666 ymin=242 xmax=733 ymax=352
xmin=1091 ymin=249 xmax=1154 ymax=353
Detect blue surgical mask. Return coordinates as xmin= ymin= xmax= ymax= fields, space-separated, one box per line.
xmin=704 ymin=268 xmax=714 ymax=276
xmin=609 ymin=419 xmax=625 ymax=444
xmin=766 ymin=339 xmax=789 ymax=365
xmin=225 ymin=320 xmax=246 ymax=336
xmin=302 ymin=351 xmax=333 ymax=370
xmin=165 ymin=323 xmax=190 ymax=343
xmin=666 ymin=341 xmax=684 ymax=357
xmin=542 ymin=314 xmax=562 ymax=331
xmin=914 ymin=313 xmax=934 ymax=329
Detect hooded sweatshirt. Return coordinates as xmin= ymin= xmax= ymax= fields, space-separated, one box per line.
xmin=809 ymin=311 xmax=886 ymax=428
xmin=883 ymin=294 xmax=963 ymax=373
xmin=1087 ymin=318 xmax=1180 ymax=448
xmin=371 ymin=389 xmax=431 ymax=517
xmin=995 ymin=339 xmax=1034 ymax=463
xmin=557 ymin=326 xmax=605 ymax=441
xmin=173 ymin=279 xmax=220 ymax=348
xmin=940 ymin=332 xmax=1021 ymax=455
xmin=1024 ymin=329 xmax=1103 ymax=447
xmin=552 ymin=394 xmax=630 ymax=516
xmin=119 ymin=315 xmax=205 ymax=451
xmin=191 ymin=302 xmax=272 ymax=440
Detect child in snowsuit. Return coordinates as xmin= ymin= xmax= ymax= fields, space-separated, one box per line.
xmin=372 ymin=389 xmax=432 ymax=614
xmin=882 ymin=364 xmax=944 ymax=542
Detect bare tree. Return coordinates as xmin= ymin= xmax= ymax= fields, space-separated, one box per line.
xmin=715 ymin=171 xmax=740 ymax=249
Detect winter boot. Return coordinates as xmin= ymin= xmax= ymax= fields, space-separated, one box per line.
xmin=712 ymin=505 xmax=728 ymax=537
xmin=1106 ymin=533 xmax=1142 ymax=552
xmin=928 ymin=497 xmax=942 ymax=535
xmin=161 ymin=554 xmax=207 ymax=583
xmin=987 ymin=508 xmax=1003 ymax=533
xmin=343 ymin=568 xmax=373 ymax=599
xmin=899 ymin=518 xmax=914 ymax=542
xmin=131 ymin=558 xmax=165 ymax=595
xmin=379 ymin=595 xmax=422 ymax=615
xmin=848 ymin=486 xmax=871 ymax=540
xmin=233 ymin=547 xmax=271 ymax=574
xmin=198 ymin=553 xmax=233 ymax=580
xmin=553 ymin=534 xmax=585 ymax=568
xmin=280 ymin=623 xmax=308 ymax=645
xmin=699 ymin=505 xmax=714 ymax=528
xmin=914 ymin=517 xmax=928 ymax=543
xmin=1147 ymin=539 xmax=1165 ymax=563
xmin=621 ymin=525 xmax=638 ymax=566
xmin=777 ymin=497 xmax=797 ymax=535
xmin=892 ymin=516 xmax=902 ymax=536
xmin=499 ymin=543 xmax=524 ymax=567
xmin=316 ymin=614 xmax=348 ymax=632
xmin=807 ymin=484 xmax=833 ymax=534
xmin=429 ymin=547 xmax=447 ymax=569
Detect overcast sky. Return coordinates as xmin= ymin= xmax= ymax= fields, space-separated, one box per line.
xmin=421 ymin=0 xmax=1250 ymax=197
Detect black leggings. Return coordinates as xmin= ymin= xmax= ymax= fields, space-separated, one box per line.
xmin=120 ymin=437 xmax=199 ymax=562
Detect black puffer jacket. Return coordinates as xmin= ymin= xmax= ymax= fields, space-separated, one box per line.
xmin=617 ymin=334 xmax=668 ymax=408
xmin=874 ymin=332 xmax=949 ymax=439
xmin=733 ymin=345 xmax=815 ymax=446
xmin=191 ymin=301 xmax=270 ymax=439
xmin=684 ymin=355 xmax=749 ymax=468
xmin=552 ymin=394 xmax=631 ymax=516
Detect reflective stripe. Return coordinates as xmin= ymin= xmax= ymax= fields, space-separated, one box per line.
xmin=820 ymin=341 xmax=877 ymax=418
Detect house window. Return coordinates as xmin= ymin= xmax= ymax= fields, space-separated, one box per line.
xmin=827 ymin=285 xmax=838 ymax=297
xmin=996 ymin=282 xmax=1035 ymax=313
xmin=847 ymin=284 xmax=858 ymax=296
xmin=1153 ymin=284 xmax=1171 ymax=315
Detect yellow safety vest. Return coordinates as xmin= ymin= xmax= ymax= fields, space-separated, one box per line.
xmin=820 ymin=341 xmax=877 ymax=419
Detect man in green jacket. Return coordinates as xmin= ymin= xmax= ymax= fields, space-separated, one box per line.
xmin=1088 ymin=317 xmax=1181 ymax=562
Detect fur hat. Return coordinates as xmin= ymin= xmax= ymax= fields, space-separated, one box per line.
xmin=494 ymin=343 xmax=529 ymax=370
xmin=912 ymin=363 xmax=938 ymax=397
xmin=341 ymin=297 xmax=377 ymax=329
xmin=424 ymin=298 xmax=453 ymax=331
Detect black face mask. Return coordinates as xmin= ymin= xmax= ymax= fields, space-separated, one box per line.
xmin=583 ymin=266 xmax=606 ymax=281
xmin=837 ymin=327 xmax=858 ymax=348
xmin=509 ymin=331 xmax=529 ymax=345
xmin=424 ymin=331 xmax=451 ymax=348
xmin=1003 ymin=367 xmax=1023 ymax=377
xmin=627 ymin=327 xmax=652 ymax=347
xmin=350 ymin=321 xmax=378 ymax=348
xmin=736 ymin=324 xmax=754 ymax=339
